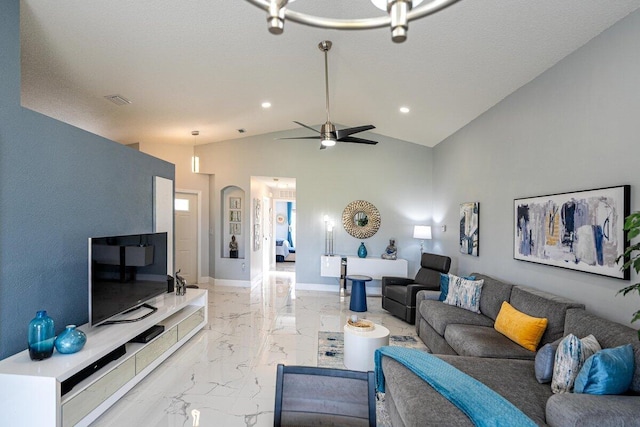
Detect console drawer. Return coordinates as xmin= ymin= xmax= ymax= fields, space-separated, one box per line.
xmin=135 ymin=327 xmax=177 ymax=374
xmin=178 ymin=308 xmax=205 ymax=341
xmin=62 ymin=357 xmax=135 ymax=426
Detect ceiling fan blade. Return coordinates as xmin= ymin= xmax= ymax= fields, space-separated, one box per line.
xmin=276 ymin=136 xmax=321 ymax=140
xmin=293 ymin=121 xmax=320 ymax=134
xmin=340 ymin=136 xmax=378 ymax=145
xmin=319 ymin=144 xmax=327 ymax=150
xmin=335 ymin=125 xmax=375 ymax=140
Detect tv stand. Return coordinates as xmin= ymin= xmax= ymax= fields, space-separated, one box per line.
xmin=0 ymin=289 xmax=208 ymax=427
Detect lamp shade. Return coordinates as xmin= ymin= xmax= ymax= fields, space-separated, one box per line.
xmin=413 ymin=225 xmax=432 ymax=240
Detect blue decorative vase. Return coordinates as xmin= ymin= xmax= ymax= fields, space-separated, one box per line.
xmin=28 ymin=310 xmax=55 ymax=361
xmin=358 ymin=242 xmax=367 ymax=258
xmin=55 ymin=325 xmax=87 ymax=354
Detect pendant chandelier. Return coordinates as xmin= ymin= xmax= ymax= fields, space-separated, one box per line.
xmin=243 ymin=0 xmax=461 ymax=43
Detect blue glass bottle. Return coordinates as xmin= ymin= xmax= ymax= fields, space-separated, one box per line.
xmin=28 ymin=310 xmax=55 ymax=360
xmin=358 ymin=242 xmax=367 ymax=258
xmin=55 ymin=325 xmax=87 ymax=354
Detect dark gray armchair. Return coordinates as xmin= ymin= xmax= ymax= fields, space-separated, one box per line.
xmin=274 ymin=364 xmax=376 ymax=427
xmin=381 ymin=252 xmax=451 ymax=324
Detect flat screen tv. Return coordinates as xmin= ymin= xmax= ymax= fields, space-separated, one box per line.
xmin=89 ymin=232 xmax=169 ymax=327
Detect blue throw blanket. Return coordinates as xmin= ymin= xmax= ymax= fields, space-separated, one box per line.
xmin=375 ymin=347 xmax=536 ymax=427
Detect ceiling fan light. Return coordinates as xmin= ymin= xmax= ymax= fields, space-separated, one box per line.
xmin=321 ymin=138 xmax=336 ymax=147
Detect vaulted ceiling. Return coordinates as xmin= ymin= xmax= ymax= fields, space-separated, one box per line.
xmin=20 ymin=0 xmax=640 ymax=148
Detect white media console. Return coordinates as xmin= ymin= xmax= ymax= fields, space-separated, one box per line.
xmin=0 ymin=289 xmax=208 ymax=427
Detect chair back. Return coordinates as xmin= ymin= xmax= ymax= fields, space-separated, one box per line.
xmin=274 ymin=364 xmax=376 ymax=427
xmin=413 ymin=253 xmax=451 ymax=287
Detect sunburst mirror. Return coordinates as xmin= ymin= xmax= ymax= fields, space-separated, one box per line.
xmin=342 ymin=200 xmax=381 ymax=239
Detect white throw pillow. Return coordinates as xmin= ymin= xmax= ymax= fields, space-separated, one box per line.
xmin=551 ymin=334 xmax=601 ymax=393
xmin=443 ymin=274 xmax=484 ymax=314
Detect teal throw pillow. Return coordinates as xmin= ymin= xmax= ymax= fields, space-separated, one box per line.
xmin=439 ymin=274 xmax=475 ymax=302
xmin=574 ymin=344 xmax=635 ymax=395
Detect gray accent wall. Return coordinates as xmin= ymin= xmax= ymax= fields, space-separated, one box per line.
xmin=433 ymin=9 xmax=640 ymax=327
xmin=0 ymin=1 xmax=175 ymax=359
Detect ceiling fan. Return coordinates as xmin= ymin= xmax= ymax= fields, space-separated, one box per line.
xmin=280 ymin=40 xmax=378 ymax=150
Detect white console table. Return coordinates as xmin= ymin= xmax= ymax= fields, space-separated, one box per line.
xmin=321 ymin=256 xmax=408 ymax=288
xmin=0 ymin=289 xmax=208 ymax=427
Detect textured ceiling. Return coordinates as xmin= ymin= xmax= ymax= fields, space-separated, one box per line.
xmin=20 ymin=0 xmax=640 ymax=147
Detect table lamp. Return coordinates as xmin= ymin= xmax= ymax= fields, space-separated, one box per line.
xmin=413 ymin=225 xmax=432 ymax=254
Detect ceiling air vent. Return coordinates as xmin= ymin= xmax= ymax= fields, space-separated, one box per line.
xmin=104 ymin=95 xmax=132 ymax=106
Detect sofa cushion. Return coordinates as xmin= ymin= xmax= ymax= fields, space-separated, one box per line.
xmin=443 ymin=275 xmax=484 ymax=313
xmin=445 ymin=324 xmax=536 ymax=359
xmin=509 ymin=286 xmax=584 ymax=345
xmin=546 ymin=393 xmax=640 ymax=427
xmin=419 ymin=300 xmax=494 ymax=336
xmin=381 ymin=355 xmax=551 ymax=426
xmin=574 ymin=344 xmax=635 ymax=395
xmin=494 ymin=301 xmax=548 ymax=351
xmin=564 ymin=308 xmax=640 ymax=394
xmin=551 ymin=334 xmax=601 ymax=393
xmin=470 ymin=273 xmax=514 ymax=321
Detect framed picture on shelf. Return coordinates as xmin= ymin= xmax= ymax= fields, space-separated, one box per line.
xmin=514 ymin=185 xmax=630 ymax=279
xmin=230 ymin=210 xmax=241 ymax=222
xmin=230 ymin=197 xmax=241 ymax=210
xmin=230 ymin=223 xmax=241 ymax=235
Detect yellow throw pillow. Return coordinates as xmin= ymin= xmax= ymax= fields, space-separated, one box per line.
xmin=494 ymin=301 xmax=548 ymax=351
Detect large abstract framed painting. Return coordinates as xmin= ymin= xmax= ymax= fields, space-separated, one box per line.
xmin=460 ymin=202 xmax=479 ymax=256
xmin=514 ymin=185 xmax=630 ymax=279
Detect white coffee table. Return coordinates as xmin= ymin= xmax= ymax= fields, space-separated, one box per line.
xmin=343 ymin=322 xmax=390 ymax=372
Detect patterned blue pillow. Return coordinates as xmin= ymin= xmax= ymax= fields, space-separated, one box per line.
xmin=443 ymin=274 xmax=483 ymax=313
xmin=439 ymin=274 xmax=475 ymax=302
xmin=551 ymin=334 xmax=601 ymax=393
xmin=574 ymin=345 xmax=634 ymax=395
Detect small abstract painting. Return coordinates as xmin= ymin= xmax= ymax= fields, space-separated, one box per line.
xmin=514 ymin=185 xmax=630 ymax=279
xmin=460 ymin=202 xmax=479 ymax=256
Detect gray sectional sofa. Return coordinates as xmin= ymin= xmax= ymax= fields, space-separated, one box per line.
xmin=380 ymin=273 xmax=640 ymax=426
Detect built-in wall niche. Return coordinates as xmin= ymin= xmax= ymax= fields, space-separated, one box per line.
xmin=222 ymin=186 xmax=245 ymax=259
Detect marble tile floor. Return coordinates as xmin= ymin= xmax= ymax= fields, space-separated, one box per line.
xmin=92 ymin=271 xmax=416 ymax=427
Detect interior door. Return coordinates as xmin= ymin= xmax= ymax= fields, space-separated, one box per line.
xmin=175 ymin=192 xmax=198 ymax=285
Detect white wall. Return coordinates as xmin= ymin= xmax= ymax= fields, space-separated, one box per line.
xmin=197 ymin=129 xmax=434 ymax=286
xmin=433 ymin=9 xmax=640 ymax=328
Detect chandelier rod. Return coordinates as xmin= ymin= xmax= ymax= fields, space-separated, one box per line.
xmin=243 ymin=0 xmax=461 ymax=30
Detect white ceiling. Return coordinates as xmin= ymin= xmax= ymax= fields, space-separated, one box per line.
xmin=20 ymin=0 xmax=640 ymax=148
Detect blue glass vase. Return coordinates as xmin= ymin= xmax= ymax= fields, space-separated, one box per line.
xmin=54 ymin=325 xmax=87 ymax=354
xmin=358 ymin=242 xmax=367 ymax=258
xmin=28 ymin=310 xmax=55 ymax=361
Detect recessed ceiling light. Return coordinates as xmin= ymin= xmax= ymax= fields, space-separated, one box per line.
xmin=399 ymin=106 xmax=410 ymax=114
xmin=261 ymin=102 xmax=272 ymax=109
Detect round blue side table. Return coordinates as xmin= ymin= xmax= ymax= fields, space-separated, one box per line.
xmin=347 ymin=275 xmax=373 ymax=312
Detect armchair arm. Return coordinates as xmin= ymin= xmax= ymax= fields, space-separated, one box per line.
xmin=381 ymin=276 xmax=414 ymax=294
xmin=381 ymin=276 xmax=414 ymax=287
xmin=546 ymin=393 xmax=640 ymax=427
xmin=415 ymin=290 xmax=441 ymax=334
